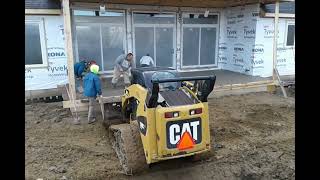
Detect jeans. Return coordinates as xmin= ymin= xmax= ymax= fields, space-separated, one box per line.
xmin=111 ymin=67 xmax=131 ymax=85
xmin=88 ymin=97 xmax=96 ymax=121
xmin=75 ymin=78 xmax=83 ymax=93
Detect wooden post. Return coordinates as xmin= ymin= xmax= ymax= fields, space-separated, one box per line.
xmin=272 ymin=0 xmax=279 ymax=81
xmin=272 ymin=1 xmax=287 ymax=98
xmin=62 ymin=0 xmax=76 ymax=99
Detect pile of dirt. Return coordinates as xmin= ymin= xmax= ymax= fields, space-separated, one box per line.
xmin=25 ymin=102 xmax=70 ymax=124
xmin=25 ymin=92 xmax=295 ymax=180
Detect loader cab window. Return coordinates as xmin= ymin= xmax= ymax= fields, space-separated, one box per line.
xmin=151 ymin=71 xmax=178 ymax=91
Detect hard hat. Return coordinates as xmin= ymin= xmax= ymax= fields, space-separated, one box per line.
xmin=90 ymin=64 xmax=99 ymax=74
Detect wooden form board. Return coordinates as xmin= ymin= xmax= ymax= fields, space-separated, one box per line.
xmin=97 ymin=96 xmax=122 ymax=104
xmin=63 ymin=80 xmax=275 ymax=108
xmin=25 ymin=9 xmax=61 ymax=15
xmin=214 ymin=80 xmax=275 ymax=91
xmin=62 ymin=96 xmax=121 ymax=108
xmin=63 ymin=80 xmax=276 ymax=115
xmin=63 ymin=99 xmax=88 ymax=108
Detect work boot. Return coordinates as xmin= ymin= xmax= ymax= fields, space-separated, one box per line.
xmin=88 ymin=118 xmax=96 ymax=124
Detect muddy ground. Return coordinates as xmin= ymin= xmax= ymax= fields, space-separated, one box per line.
xmin=25 ymin=90 xmax=295 ymax=180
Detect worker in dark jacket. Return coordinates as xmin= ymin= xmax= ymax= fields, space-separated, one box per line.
xmin=83 ymin=64 xmax=102 ymax=124
xmin=74 ymin=60 xmax=87 ymax=78
xmin=74 ymin=60 xmax=87 ymax=93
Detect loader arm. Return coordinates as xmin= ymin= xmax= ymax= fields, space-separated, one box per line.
xmin=122 ymin=84 xmax=149 ymax=120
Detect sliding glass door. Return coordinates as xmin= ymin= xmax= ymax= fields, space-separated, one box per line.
xmin=73 ymin=10 xmax=126 ymax=72
xmin=133 ymin=12 xmax=176 ymax=68
xmin=182 ymin=13 xmax=219 ymax=68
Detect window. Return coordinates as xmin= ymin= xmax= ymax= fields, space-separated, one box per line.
xmin=25 ymin=18 xmax=48 ymax=67
xmin=73 ymin=10 xmax=126 ymax=72
xmin=132 ymin=12 xmax=176 ymax=68
xmin=261 ymin=2 xmax=295 ymax=14
xmin=151 ymin=71 xmax=178 ymax=90
xmin=260 ymin=1 xmax=295 ymax=18
xmin=182 ymin=13 xmax=219 ymax=67
xmin=286 ymin=22 xmax=295 ymax=46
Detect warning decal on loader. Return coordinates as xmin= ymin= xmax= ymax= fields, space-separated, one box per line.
xmin=177 ymin=131 xmax=195 ymax=150
xmin=137 ymin=116 xmax=147 ymax=136
xmin=166 ymin=118 xmax=202 ymax=149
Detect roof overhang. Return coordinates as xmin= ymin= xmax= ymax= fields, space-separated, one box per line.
xmin=67 ymin=0 xmax=291 ymax=8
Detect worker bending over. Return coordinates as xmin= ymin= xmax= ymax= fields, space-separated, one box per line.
xmin=139 ymin=54 xmax=155 ymax=67
xmin=74 ymin=60 xmax=88 ymax=93
xmin=112 ymin=53 xmax=134 ymax=88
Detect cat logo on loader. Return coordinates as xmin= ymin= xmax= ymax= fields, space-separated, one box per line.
xmin=166 ymin=118 xmax=202 ymax=149
xmin=103 ymin=67 xmax=216 ymax=175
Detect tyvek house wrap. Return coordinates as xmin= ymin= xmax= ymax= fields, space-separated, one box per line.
xmin=218 ymin=3 xmax=295 ymax=77
xmin=218 ymin=4 xmax=260 ymax=76
xmin=253 ymin=18 xmax=295 ymax=77
xmin=25 ymin=16 xmax=68 ymax=91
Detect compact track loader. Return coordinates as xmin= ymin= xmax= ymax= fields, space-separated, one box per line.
xmin=104 ymin=67 xmax=216 ymax=175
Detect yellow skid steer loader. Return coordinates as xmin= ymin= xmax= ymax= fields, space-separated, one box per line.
xmin=104 ymin=67 xmax=216 ymax=175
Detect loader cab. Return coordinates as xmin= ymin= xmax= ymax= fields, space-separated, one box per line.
xmin=131 ymin=67 xmax=191 ymax=107
xmin=130 ymin=67 xmax=215 ymax=108
xmin=131 ymin=67 xmax=180 ymax=90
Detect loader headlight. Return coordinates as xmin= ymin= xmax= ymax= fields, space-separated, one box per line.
xmin=165 ymin=111 xmax=179 ymax=118
xmin=190 ymin=110 xmax=195 ymax=115
xmin=190 ymin=108 xmax=202 ymax=115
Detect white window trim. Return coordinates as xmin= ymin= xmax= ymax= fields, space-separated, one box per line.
xmin=259 ymin=5 xmax=295 ymax=18
xmin=285 ymin=21 xmax=295 ymax=47
xmin=261 ymin=12 xmax=295 ymax=18
xmin=25 ymin=17 xmax=48 ymax=68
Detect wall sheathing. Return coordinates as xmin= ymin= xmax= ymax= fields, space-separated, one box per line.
xmin=25 ymin=15 xmax=68 ymax=91
xmin=218 ymin=4 xmax=295 ymax=77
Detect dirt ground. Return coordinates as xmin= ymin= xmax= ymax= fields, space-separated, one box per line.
xmin=25 ymin=90 xmax=295 ymax=180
